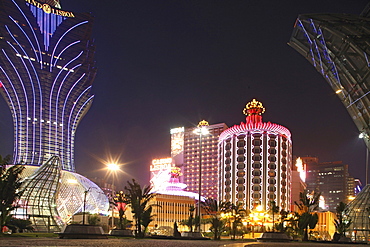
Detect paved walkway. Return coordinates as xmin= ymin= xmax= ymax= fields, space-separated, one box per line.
xmin=0 ymin=238 xmax=367 ymax=247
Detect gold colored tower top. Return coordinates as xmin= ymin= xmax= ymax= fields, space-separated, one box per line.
xmin=197 ymin=120 xmax=209 ymax=127
xmin=243 ymin=99 xmax=265 ymax=116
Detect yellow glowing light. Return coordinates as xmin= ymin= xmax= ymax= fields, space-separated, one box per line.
xmin=197 ymin=120 xmax=209 ymax=127
xmin=335 ymin=89 xmax=342 ymax=94
xmin=256 ymin=205 xmax=263 ymax=212
xmin=107 ymin=163 xmax=120 ymax=171
xmin=348 ymin=195 xmax=356 ymax=201
xmin=243 ymin=99 xmax=265 ymax=116
xmin=295 ymin=157 xmax=306 ymax=182
xmin=67 ymin=179 xmax=78 ymax=184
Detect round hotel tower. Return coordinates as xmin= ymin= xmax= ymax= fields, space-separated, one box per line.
xmin=218 ymin=99 xmax=292 ymax=211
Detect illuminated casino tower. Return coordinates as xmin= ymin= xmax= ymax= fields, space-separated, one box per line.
xmin=0 ymin=0 xmax=96 ymax=171
xmin=171 ymin=122 xmax=228 ymax=199
xmin=218 ymin=99 xmax=292 ymax=211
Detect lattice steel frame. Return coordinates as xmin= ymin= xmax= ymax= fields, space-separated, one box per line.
xmin=289 ymin=13 xmax=370 ymax=148
xmin=16 ymin=156 xmax=63 ymax=232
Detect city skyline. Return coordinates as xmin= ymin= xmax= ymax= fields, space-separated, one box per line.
xmin=0 ymin=0 xmax=368 ymax=188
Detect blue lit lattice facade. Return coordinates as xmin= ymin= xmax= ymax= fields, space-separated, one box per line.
xmin=289 ymin=11 xmax=370 ymax=149
xmin=0 ymin=0 xmax=96 ymax=171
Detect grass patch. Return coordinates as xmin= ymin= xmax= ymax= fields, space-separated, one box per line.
xmin=0 ymin=232 xmax=58 ymax=238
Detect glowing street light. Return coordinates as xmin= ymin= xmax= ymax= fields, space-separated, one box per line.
xmin=107 ymin=163 xmax=121 ymax=229
xmin=193 ymin=120 xmax=210 ymax=233
xmin=107 ymin=163 xmax=120 ymax=171
xmin=359 ymin=132 xmax=369 ymax=185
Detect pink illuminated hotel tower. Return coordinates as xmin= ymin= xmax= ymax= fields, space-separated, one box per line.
xmin=218 ymin=99 xmax=292 ymax=211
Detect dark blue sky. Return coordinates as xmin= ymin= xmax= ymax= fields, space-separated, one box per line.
xmin=0 ymin=0 xmax=368 ymax=188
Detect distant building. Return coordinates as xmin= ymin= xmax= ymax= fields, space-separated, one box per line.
xmin=218 ymin=99 xmax=292 ymax=211
xmin=148 ymin=168 xmax=197 ymax=234
xmin=301 ymin=156 xmax=320 ymax=194
xmin=304 ymin=158 xmax=355 ymax=211
xmin=150 ymin=194 xmax=195 ymax=234
xmin=312 ymin=211 xmax=336 ymax=241
xmin=291 ymin=157 xmax=307 ymax=211
xmin=170 ymin=122 xmax=228 ymax=199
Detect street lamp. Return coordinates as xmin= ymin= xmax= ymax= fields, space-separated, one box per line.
xmin=82 ymin=187 xmax=92 ymax=225
xmin=359 ymin=132 xmax=369 ymax=184
xmin=107 ymin=163 xmax=120 ymax=229
xmin=193 ymin=120 xmax=209 ymax=233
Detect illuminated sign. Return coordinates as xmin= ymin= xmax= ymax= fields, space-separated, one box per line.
xmin=25 ymin=0 xmax=75 ymax=17
xmin=150 ymin=157 xmax=173 ymax=171
xmin=171 ymin=127 xmax=184 ymax=158
xmin=295 ymin=157 xmax=306 ymax=182
xmin=170 ymin=127 xmax=184 ymax=134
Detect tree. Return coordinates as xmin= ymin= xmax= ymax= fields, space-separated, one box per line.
xmin=180 ymin=205 xmax=198 ymax=233
xmin=141 ymin=206 xmax=156 ymax=234
xmin=294 ymin=190 xmax=320 ymax=241
xmin=6 ymin=217 xmax=33 ymax=233
xmin=114 ymin=191 xmax=132 ymax=230
xmin=87 ymin=214 xmax=101 ymax=225
xmin=227 ymin=202 xmax=247 ymax=240
xmin=334 ymin=202 xmax=351 ymax=237
xmin=201 ymin=198 xmax=230 ymax=240
xmin=124 ymin=179 xmax=157 ymax=238
xmin=269 ymin=201 xmax=280 ymax=232
xmin=0 ymin=155 xmax=24 ymax=231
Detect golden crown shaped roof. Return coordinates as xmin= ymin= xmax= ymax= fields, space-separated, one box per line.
xmin=197 ymin=120 xmax=209 ymax=127
xmin=243 ymin=99 xmax=265 ymax=116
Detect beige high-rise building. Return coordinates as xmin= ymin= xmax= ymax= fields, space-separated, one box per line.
xmin=170 ymin=122 xmax=228 ymax=199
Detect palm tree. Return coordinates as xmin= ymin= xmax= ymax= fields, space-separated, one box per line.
xmin=227 ymin=202 xmax=247 ymax=240
xmin=0 ymin=156 xmax=24 ymax=231
xmin=201 ymin=198 xmax=230 ymax=240
xmin=294 ymin=190 xmax=320 ymax=241
xmin=334 ymin=202 xmax=351 ymax=237
xmin=180 ymin=205 xmax=197 ymax=232
xmin=269 ymin=201 xmax=279 ymax=232
xmin=141 ymin=206 xmax=156 ymax=234
xmin=124 ymin=179 xmax=157 ymax=238
xmin=114 ymin=191 xmax=131 ymax=230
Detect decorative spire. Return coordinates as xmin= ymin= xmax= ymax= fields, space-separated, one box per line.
xmin=197 ymin=120 xmax=209 ymax=127
xmin=243 ymin=99 xmax=265 ymax=116
xmin=243 ymin=99 xmax=265 ymax=124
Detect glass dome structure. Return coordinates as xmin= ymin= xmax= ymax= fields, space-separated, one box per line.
xmin=344 ymin=184 xmax=370 ymax=242
xmin=14 ymin=157 xmax=109 ymax=232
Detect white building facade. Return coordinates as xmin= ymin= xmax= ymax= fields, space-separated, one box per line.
xmin=218 ymin=99 xmax=292 ymax=211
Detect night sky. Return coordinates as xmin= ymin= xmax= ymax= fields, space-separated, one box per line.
xmin=0 ymin=0 xmax=369 ymax=189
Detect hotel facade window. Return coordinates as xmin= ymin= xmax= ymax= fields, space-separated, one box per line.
xmin=218 ymin=99 xmax=292 ymax=211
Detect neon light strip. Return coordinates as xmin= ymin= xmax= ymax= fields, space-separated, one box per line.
xmin=6 ymin=36 xmax=37 ymax=163
xmin=5 ymin=17 xmax=44 ymax=161
xmin=55 ymin=63 xmax=82 ymax=163
xmin=2 ymin=49 xmax=30 ymax=162
xmin=60 ymin=73 xmax=86 ymax=166
xmin=48 ymin=51 xmax=83 ymax=154
xmin=50 ymin=21 xmax=88 ymax=72
xmin=0 ymin=64 xmax=21 ymax=162
xmin=297 ymin=20 xmax=316 ymax=67
xmin=68 ymin=95 xmax=94 ymax=171
xmin=0 ymin=77 xmax=19 ymax=160
xmin=67 ymin=88 xmax=92 ymax=170
xmin=220 ymin=121 xmax=291 ymax=141
xmin=8 ymin=16 xmax=40 ymax=66
xmin=53 ymin=41 xmax=80 ymax=68
xmin=12 ymin=0 xmax=42 ymax=67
